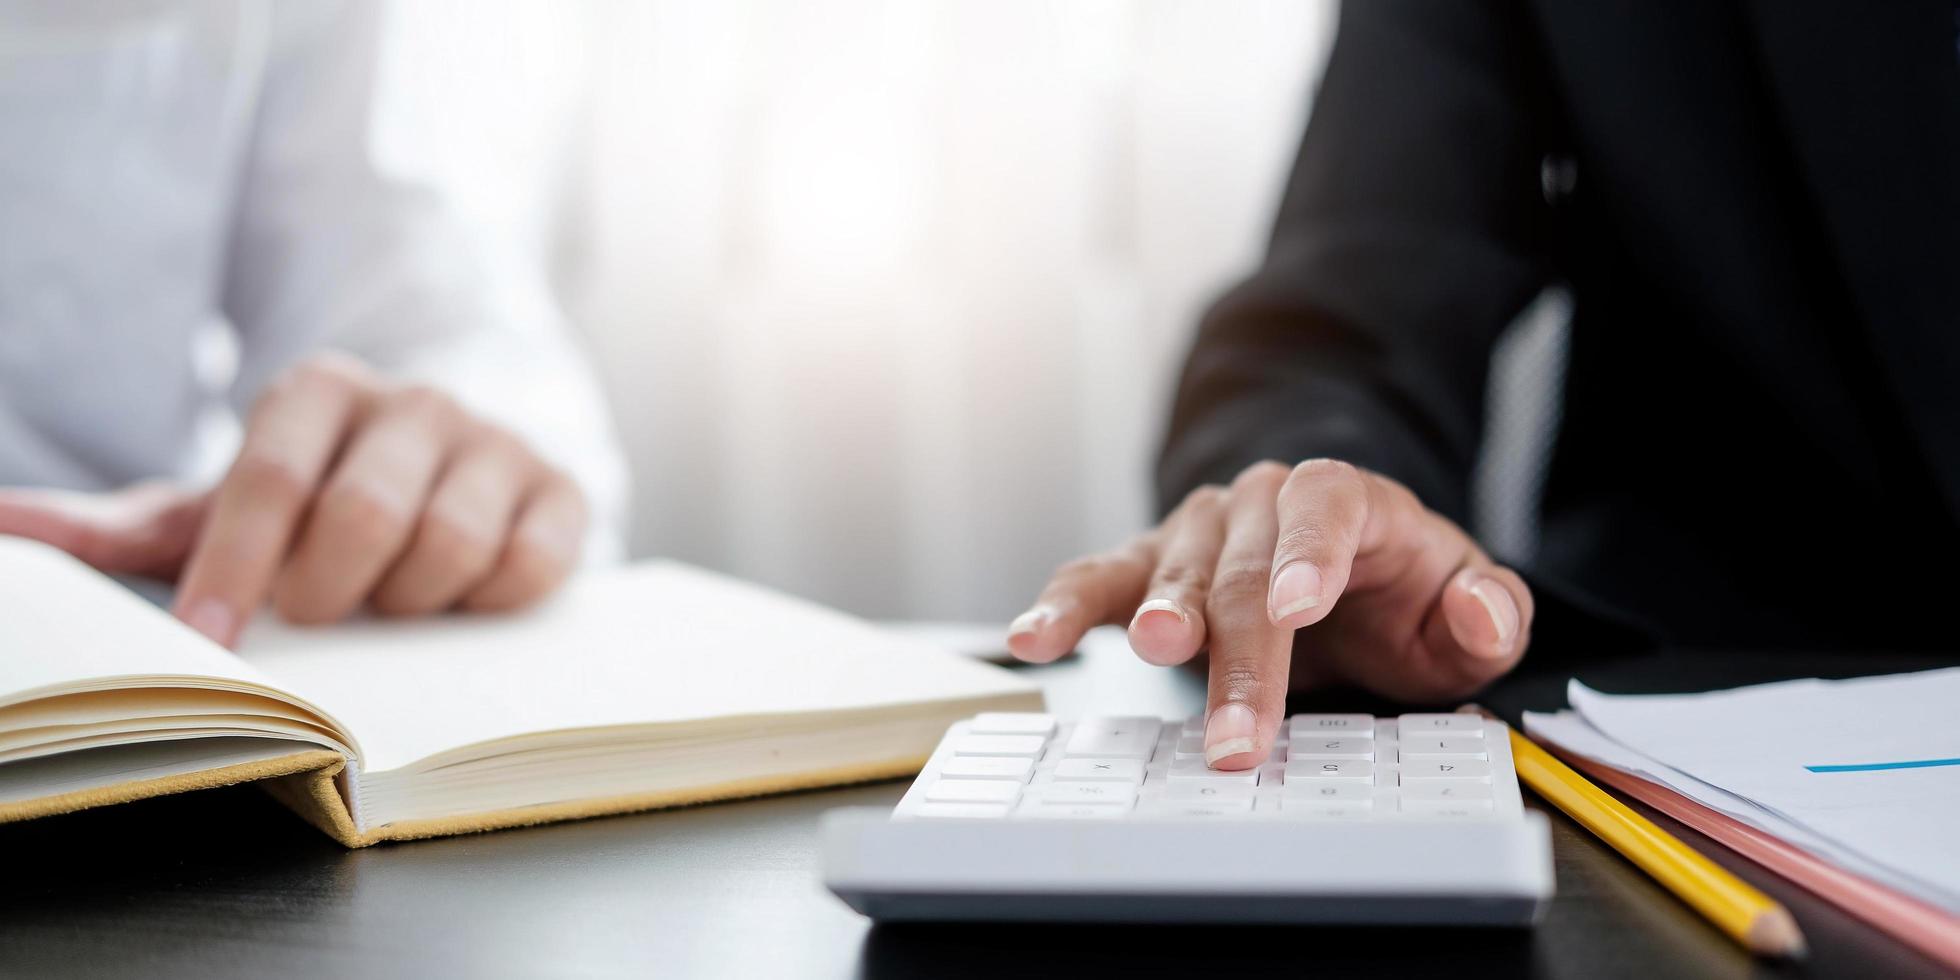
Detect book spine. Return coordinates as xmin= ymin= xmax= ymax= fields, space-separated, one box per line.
xmin=0 ymin=750 xmax=347 ymax=829
xmin=342 ymin=758 xmax=367 ymax=835
xmin=260 ymin=760 xmax=372 ymax=847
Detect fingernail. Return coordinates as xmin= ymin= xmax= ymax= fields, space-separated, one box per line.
xmin=1129 ymin=598 xmax=1188 ymax=629
xmin=177 ymin=597 xmax=237 ymax=647
xmin=1204 ymin=702 xmax=1259 ymax=766
xmin=1467 ymin=574 xmax=1520 ymax=654
xmin=1007 ymin=604 xmax=1055 ymax=639
xmin=1267 ymin=561 xmax=1323 ymax=623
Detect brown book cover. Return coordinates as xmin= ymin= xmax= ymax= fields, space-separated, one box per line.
xmin=0 ymin=538 xmax=1041 ymax=846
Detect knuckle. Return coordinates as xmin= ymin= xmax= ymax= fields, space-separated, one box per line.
xmin=228 ymin=450 xmax=312 ymax=504
xmin=1115 ymin=534 xmax=1157 ymax=567
xmin=1151 ymin=562 xmax=1210 ymax=593
xmin=414 ymin=506 xmax=499 ymax=575
xmin=1292 ymin=457 xmax=1363 ymax=487
xmin=272 ymin=568 xmax=353 ymax=624
xmin=1210 ymin=664 xmax=1269 ymax=703
xmin=1273 ymin=522 xmax=1337 ymax=560
xmin=272 ymin=587 xmax=314 ymax=623
xmin=1208 ymin=562 xmax=1270 ymax=602
xmin=314 ymin=480 xmax=410 ymax=544
xmin=487 ymin=535 xmax=571 ymax=607
xmin=385 ymin=383 xmax=462 ymax=423
xmin=1178 ymin=483 xmax=1228 ymax=514
xmin=1059 ymin=550 xmax=1138 ymax=582
xmin=275 ymin=591 xmax=337 ymax=625
xmin=256 ymin=352 xmax=367 ymax=415
xmin=1232 ymin=460 xmax=1291 ymax=492
xmin=465 ymin=424 xmax=526 ymax=461
xmin=540 ymin=466 xmax=585 ymax=504
xmin=1057 ymin=533 xmax=1156 ymax=580
xmin=287 ymin=351 xmax=367 ymax=393
xmin=369 ymin=588 xmax=438 ymax=618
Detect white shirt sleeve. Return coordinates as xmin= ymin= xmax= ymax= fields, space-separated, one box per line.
xmin=217 ymin=1 xmax=629 ymax=566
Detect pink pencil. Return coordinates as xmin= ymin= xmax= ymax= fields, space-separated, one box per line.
xmin=1556 ymin=750 xmax=1960 ymax=972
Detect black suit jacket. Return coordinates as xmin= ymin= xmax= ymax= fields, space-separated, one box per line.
xmin=1159 ymin=0 xmax=1960 ymax=654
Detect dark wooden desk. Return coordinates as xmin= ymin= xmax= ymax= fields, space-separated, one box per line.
xmin=3 ymin=633 xmax=1953 ymax=979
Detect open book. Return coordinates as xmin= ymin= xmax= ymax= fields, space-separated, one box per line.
xmin=0 ymin=537 xmax=1041 ymax=846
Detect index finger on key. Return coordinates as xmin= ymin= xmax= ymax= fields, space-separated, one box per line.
xmin=1202 ymin=461 xmax=1294 ymax=770
xmin=171 ymin=359 xmax=368 ymax=646
xmin=1006 ymin=535 xmax=1156 ymax=664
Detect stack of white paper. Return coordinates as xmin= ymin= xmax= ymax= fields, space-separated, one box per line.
xmin=1525 ymin=668 xmax=1960 ymax=915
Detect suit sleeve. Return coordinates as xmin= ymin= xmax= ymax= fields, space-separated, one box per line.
xmin=1157 ymin=0 xmax=1558 ymax=526
xmin=1158 ymin=0 xmax=1661 ymax=663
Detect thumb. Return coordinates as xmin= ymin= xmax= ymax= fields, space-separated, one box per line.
xmin=0 ymin=482 xmax=209 ymax=579
xmin=1418 ymin=563 xmax=1534 ymax=693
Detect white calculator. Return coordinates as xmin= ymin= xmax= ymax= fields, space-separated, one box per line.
xmin=823 ymin=712 xmax=1554 ymax=925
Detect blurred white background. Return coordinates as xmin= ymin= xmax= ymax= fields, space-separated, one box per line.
xmin=369 ymin=0 xmax=1338 ymax=621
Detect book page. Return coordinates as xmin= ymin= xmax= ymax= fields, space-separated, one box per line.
xmin=0 ymin=736 xmax=322 ymax=805
xmin=238 ymin=561 xmax=1039 ymax=774
xmin=0 ymin=537 xmax=281 ymax=706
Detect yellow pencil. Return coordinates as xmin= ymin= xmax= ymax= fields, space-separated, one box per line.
xmin=1472 ymin=708 xmax=1806 ymax=957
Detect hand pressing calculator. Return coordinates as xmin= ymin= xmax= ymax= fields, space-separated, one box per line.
xmin=823 ymin=712 xmax=1553 ymax=925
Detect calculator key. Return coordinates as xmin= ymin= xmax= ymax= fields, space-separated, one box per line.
xmin=1287 ymin=737 xmax=1375 ymax=760
xmin=1280 ymin=799 xmax=1375 ymax=818
xmin=1019 ymin=802 xmax=1128 ymax=820
xmin=1173 ymin=735 xmax=1206 ymax=758
xmin=1288 ymin=714 xmax=1376 ymax=739
xmin=968 ymin=712 xmax=1057 ymax=737
xmin=1278 ymin=781 xmax=1373 ymax=802
xmin=1401 ymin=780 xmax=1493 ymax=801
xmin=913 ymin=802 xmax=1012 ymax=819
xmin=1165 ymin=781 xmax=1258 ymax=800
xmin=1034 ymin=782 xmax=1137 ymax=805
xmin=939 ymin=756 xmax=1035 ymax=780
xmin=1167 ymin=759 xmax=1261 ymax=785
xmin=1283 ymin=759 xmax=1375 ymax=782
xmin=1398 ymin=713 xmax=1484 ymax=737
xmin=1145 ymin=798 xmax=1255 ymax=817
xmin=1399 ymin=737 xmax=1488 ymax=759
xmin=1053 ymin=758 xmax=1145 ymax=783
xmin=924 ymin=779 xmax=1022 ymax=804
xmin=1064 ymin=717 xmax=1162 ymax=760
xmin=1401 ymin=759 xmax=1492 ymax=780
xmin=1180 ymin=717 xmax=1206 ymax=738
xmin=952 ymin=734 xmax=1047 ymax=758
xmin=1401 ymin=798 xmax=1494 ymax=817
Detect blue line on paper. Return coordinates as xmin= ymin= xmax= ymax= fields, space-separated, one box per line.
xmin=1804 ymin=757 xmax=1960 ymax=773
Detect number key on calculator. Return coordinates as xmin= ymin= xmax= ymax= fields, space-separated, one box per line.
xmin=823 ymin=712 xmax=1554 ymax=924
